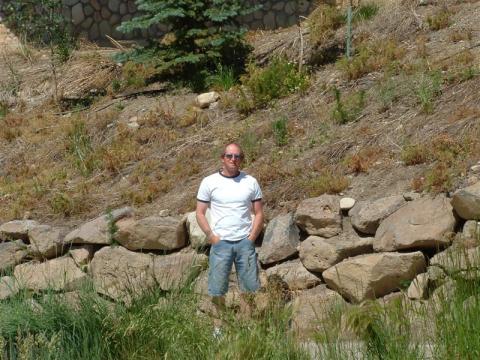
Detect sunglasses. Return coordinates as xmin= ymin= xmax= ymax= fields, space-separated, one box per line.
xmin=223 ymin=153 xmax=243 ymax=160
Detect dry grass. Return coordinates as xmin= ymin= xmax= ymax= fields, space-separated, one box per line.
xmin=343 ymin=146 xmax=383 ymax=174
xmin=308 ymin=4 xmax=344 ymax=46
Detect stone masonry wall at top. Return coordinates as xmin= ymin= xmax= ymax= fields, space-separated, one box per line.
xmin=0 ymin=0 xmax=316 ymax=42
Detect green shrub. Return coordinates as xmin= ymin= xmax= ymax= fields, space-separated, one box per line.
xmin=3 ymin=0 xmax=76 ymax=62
xmin=415 ymin=71 xmax=443 ymax=114
xmin=272 ymin=116 xmax=289 ymax=146
xmin=352 ymin=3 xmax=379 ymax=23
xmin=308 ymin=4 xmax=345 ymax=46
xmin=207 ymin=64 xmax=238 ymax=91
xmin=117 ymin=0 xmax=258 ymax=90
xmin=0 ymin=102 xmax=7 ymax=119
xmin=65 ymin=120 xmax=97 ymax=176
xmin=427 ymin=8 xmax=452 ymax=31
xmin=242 ymin=58 xmax=309 ymax=108
xmin=331 ymin=87 xmax=365 ymax=124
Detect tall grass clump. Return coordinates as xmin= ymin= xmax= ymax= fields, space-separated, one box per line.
xmin=65 ymin=120 xmax=96 ymax=176
xmin=0 ymin=281 xmax=308 ymax=359
xmin=415 ymin=70 xmax=443 ymax=114
xmin=331 ymin=87 xmax=365 ymax=124
xmin=272 ymin=116 xmax=289 ymax=146
xmin=242 ymin=58 xmax=309 ymax=109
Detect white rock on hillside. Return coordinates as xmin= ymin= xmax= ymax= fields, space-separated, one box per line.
xmin=451 ymin=181 xmax=480 ymax=220
xmin=291 ymin=285 xmax=347 ymax=334
xmin=266 ymin=259 xmax=321 ymax=290
xmin=153 ymin=251 xmax=207 ymax=291
xmin=349 ymin=195 xmax=405 ymax=235
xmin=323 ymin=252 xmax=426 ymax=303
xmin=0 ymin=276 xmax=19 ymax=300
xmin=186 ymin=210 xmax=211 ymax=249
xmin=258 ymin=213 xmax=300 ymax=265
xmin=407 ymin=272 xmax=429 ymax=300
xmin=14 ymin=257 xmax=87 ymax=292
xmin=340 ymin=197 xmax=356 ymax=211
xmin=457 ymin=220 xmax=480 ymax=248
xmin=114 ymin=216 xmax=187 ymax=251
xmin=69 ymin=245 xmax=95 ymax=266
xmin=90 ymin=246 xmax=155 ymax=303
xmin=28 ymin=225 xmax=69 ymax=259
xmin=0 ymin=220 xmax=39 ymax=241
xmin=196 ymin=91 xmax=220 ymax=108
xmin=295 ymin=195 xmax=342 ymax=238
xmin=65 ymin=207 xmax=134 ymax=245
xmin=0 ymin=240 xmax=29 ymax=272
xmin=299 ymin=233 xmax=373 ymax=273
xmin=374 ymin=195 xmax=456 ymax=251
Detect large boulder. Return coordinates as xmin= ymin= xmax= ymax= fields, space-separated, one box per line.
xmin=114 ymin=216 xmax=187 ymax=251
xmin=299 ymin=233 xmax=373 ymax=273
xmin=0 ymin=240 xmax=28 ymax=272
xmin=69 ymin=245 xmax=95 ymax=267
xmin=349 ymin=195 xmax=405 ymax=235
xmin=90 ymin=246 xmax=155 ymax=303
xmin=0 ymin=276 xmax=19 ymax=300
xmin=28 ymin=225 xmax=69 ymax=259
xmin=186 ymin=210 xmax=211 ymax=249
xmin=451 ymin=181 xmax=480 ymax=220
xmin=65 ymin=207 xmax=134 ymax=245
xmin=266 ymin=259 xmax=321 ymax=290
xmin=407 ymin=272 xmax=430 ymax=300
xmin=374 ymin=195 xmax=456 ymax=251
xmin=14 ymin=257 xmax=87 ymax=292
xmin=323 ymin=252 xmax=426 ymax=303
xmin=291 ymin=285 xmax=347 ymax=334
xmin=0 ymin=220 xmax=39 ymax=241
xmin=153 ymin=251 xmax=207 ymax=290
xmin=456 ymin=220 xmax=480 ymax=248
xmin=430 ymin=246 xmax=480 ymax=275
xmin=258 ymin=213 xmax=300 ymax=265
xmin=295 ymin=195 xmax=342 ymax=238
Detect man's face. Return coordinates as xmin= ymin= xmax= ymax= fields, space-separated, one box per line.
xmin=221 ymin=144 xmax=243 ymax=173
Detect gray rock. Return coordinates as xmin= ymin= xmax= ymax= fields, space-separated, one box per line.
xmin=295 ymin=195 xmax=342 ymax=238
xmin=451 ymin=181 xmax=480 ymax=220
xmin=64 ymin=0 xmax=79 ymax=6
xmin=108 ymin=0 xmax=120 ymax=12
xmin=186 ymin=210 xmax=211 ymax=249
xmin=119 ymin=3 xmax=128 ymax=15
xmin=276 ymin=12 xmax=288 ymax=28
xmin=264 ymin=11 xmax=276 ymax=30
xmin=89 ymin=23 xmax=100 ymax=40
xmin=69 ymin=245 xmax=95 ymax=266
xmin=153 ymin=251 xmax=207 ymax=291
xmin=114 ymin=216 xmax=187 ymax=251
xmin=374 ymin=195 xmax=456 ymax=251
xmin=0 ymin=219 xmax=39 ymax=241
xmin=407 ymin=272 xmax=429 ymax=300
xmin=196 ymin=91 xmax=220 ymax=108
xmin=14 ymin=257 xmax=87 ymax=292
xmin=65 ymin=207 xmax=133 ymax=245
xmin=458 ymin=220 xmax=480 ymax=248
xmin=349 ymin=195 xmax=405 ymax=235
xmin=299 ymin=233 xmax=373 ymax=273
xmin=258 ymin=213 xmax=300 ymax=265
xmin=0 ymin=240 xmax=28 ymax=272
xmin=291 ymin=285 xmax=347 ymax=334
xmin=90 ymin=246 xmax=155 ymax=303
xmin=84 ymin=4 xmax=94 ymax=16
xmin=323 ymin=252 xmax=426 ymax=303
xmin=430 ymin=246 xmax=480 ymax=276
xmin=28 ymin=225 xmax=69 ymax=259
xmin=340 ymin=197 xmax=356 ymax=211
xmin=0 ymin=276 xmax=19 ymax=300
xmin=71 ymin=3 xmax=85 ymax=26
xmin=266 ymin=259 xmax=321 ymax=290
xmin=285 ymin=1 xmax=297 ymax=15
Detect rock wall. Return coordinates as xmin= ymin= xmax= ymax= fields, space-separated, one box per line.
xmin=0 ymin=0 xmax=317 ymax=42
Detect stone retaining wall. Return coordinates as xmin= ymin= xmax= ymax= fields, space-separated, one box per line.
xmin=0 ymin=0 xmax=316 ymax=42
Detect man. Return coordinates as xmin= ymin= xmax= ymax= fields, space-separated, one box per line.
xmin=196 ymin=142 xmax=264 ymax=317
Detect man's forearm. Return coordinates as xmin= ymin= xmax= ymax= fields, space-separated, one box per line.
xmin=249 ymin=212 xmax=264 ymax=241
xmin=196 ymin=211 xmax=215 ymax=240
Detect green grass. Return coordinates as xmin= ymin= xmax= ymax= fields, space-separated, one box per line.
xmin=0 ymin=282 xmax=308 ymax=360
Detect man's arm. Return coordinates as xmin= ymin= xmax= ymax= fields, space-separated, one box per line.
xmin=248 ymin=200 xmax=264 ymax=242
xmin=196 ymin=201 xmax=220 ymax=244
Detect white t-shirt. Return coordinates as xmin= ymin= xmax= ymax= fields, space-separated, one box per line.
xmin=197 ymin=171 xmax=262 ymax=241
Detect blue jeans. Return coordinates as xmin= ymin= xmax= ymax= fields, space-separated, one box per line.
xmin=208 ymin=238 xmax=260 ymax=296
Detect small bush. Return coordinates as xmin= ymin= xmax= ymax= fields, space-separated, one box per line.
xmin=427 ymin=8 xmax=452 ymax=31
xmin=0 ymin=102 xmax=8 ymax=119
xmin=240 ymin=130 xmax=262 ymax=165
xmin=336 ymin=39 xmax=405 ymax=80
xmin=206 ymin=64 xmax=237 ymax=92
xmin=302 ymin=169 xmax=349 ymax=197
xmin=65 ymin=120 xmax=97 ymax=176
xmin=352 ymin=3 xmax=379 ymax=23
xmin=308 ymin=4 xmax=345 ymax=46
xmin=242 ymin=58 xmax=309 ymax=108
xmin=343 ymin=147 xmax=382 ymax=174
xmin=415 ymin=70 xmax=443 ymax=114
xmin=401 ymin=144 xmax=429 ymax=165
xmin=331 ymin=87 xmax=365 ymax=124
xmin=375 ymin=76 xmax=398 ymax=112
xmin=449 ymin=28 xmax=473 ymax=43
xmin=272 ymin=116 xmax=289 ymax=146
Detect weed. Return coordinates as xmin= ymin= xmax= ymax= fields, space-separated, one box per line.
xmin=308 ymin=4 xmax=345 ymax=46
xmin=449 ymin=28 xmax=473 ymax=43
xmin=235 ymin=87 xmax=256 ymax=115
xmin=401 ymin=144 xmax=429 ymax=165
xmin=242 ymin=58 xmax=309 ymax=108
xmin=117 ymin=61 xmax=157 ymax=91
xmin=240 ymin=130 xmax=262 ymax=165
xmin=302 ymin=169 xmax=349 ymax=197
xmin=455 ymin=50 xmax=475 ymax=66
xmin=331 ymin=87 xmax=365 ymax=124
xmin=375 ymin=76 xmax=397 ymax=112
xmin=415 ymin=70 xmax=443 ymax=114
xmin=336 ymin=39 xmax=405 ymax=80
xmin=415 ymin=34 xmax=429 ymax=59
xmin=352 ymin=3 xmax=379 ymax=23
xmin=49 ymin=191 xmax=86 ymax=217
xmin=427 ymin=8 xmax=452 ymax=31
xmin=343 ymin=147 xmax=382 ymax=174
xmin=65 ymin=120 xmax=96 ymax=176
xmin=0 ymin=102 xmax=8 ymax=119
xmin=206 ymin=64 xmax=237 ymax=91
xmin=178 ymin=107 xmax=208 ymax=128
xmin=272 ymin=116 xmax=289 ymax=147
